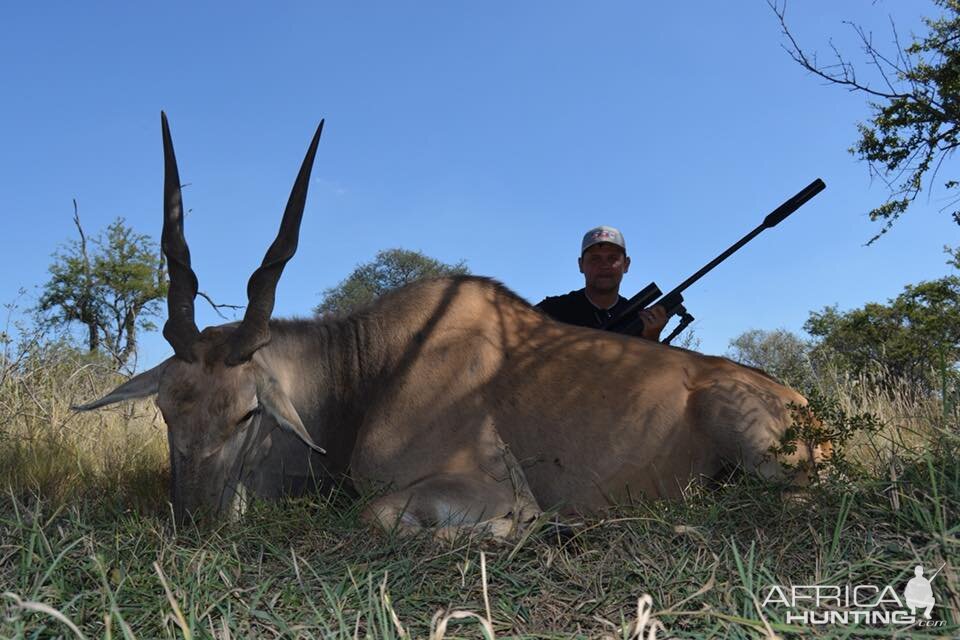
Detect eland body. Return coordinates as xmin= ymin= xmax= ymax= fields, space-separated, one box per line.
xmin=79 ymin=115 xmax=822 ymax=534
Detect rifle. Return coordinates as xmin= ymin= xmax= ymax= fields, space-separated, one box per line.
xmin=602 ymin=178 xmax=826 ymax=343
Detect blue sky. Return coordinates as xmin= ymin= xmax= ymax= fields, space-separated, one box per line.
xmin=2 ymin=1 xmax=956 ymax=369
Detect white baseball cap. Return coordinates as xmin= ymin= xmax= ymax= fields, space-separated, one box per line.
xmin=581 ymin=226 xmax=626 ymax=254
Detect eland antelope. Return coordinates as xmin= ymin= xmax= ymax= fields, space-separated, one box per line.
xmin=77 ymin=114 xmax=825 ymax=535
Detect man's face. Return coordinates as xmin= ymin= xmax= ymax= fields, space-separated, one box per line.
xmin=578 ymin=243 xmax=630 ymax=293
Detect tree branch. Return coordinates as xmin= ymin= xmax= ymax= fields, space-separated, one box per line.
xmin=771 ymin=1 xmax=912 ymax=101
xmin=197 ymin=291 xmax=244 ymax=320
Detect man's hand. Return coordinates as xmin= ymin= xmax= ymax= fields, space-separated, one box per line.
xmin=639 ymin=305 xmax=668 ymax=341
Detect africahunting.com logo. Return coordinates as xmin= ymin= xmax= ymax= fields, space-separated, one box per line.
xmin=761 ymin=564 xmax=945 ymax=628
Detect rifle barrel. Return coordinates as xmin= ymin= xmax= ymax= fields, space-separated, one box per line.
xmin=600 ymin=178 xmax=825 ymax=333
xmin=664 ymin=178 xmax=825 ymax=300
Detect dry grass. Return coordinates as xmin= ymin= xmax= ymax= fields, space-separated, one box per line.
xmin=812 ymin=362 xmax=956 ymax=475
xmin=0 ymin=339 xmax=168 ymax=512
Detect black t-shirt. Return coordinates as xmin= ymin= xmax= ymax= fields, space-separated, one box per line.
xmin=535 ymin=289 xmax=633 ymax=330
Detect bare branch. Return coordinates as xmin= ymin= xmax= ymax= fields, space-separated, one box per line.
xmin=853 ymin=22 xmax=900 ymax=96
xmin=196 ymin=291 xmax=243 ymax=320
xmin=929 ymin=144 xmax=958 ymax=200
xmin=891 ymin=16 xmax=915 ymax=81
xmin=71 ymin=200 xmax=86 ymax=247
xmin=771 ymin=0 xmax=909 ymax=101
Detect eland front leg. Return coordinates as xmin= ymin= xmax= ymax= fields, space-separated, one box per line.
xmin=362 ymin=443 xmax=541 ymax=540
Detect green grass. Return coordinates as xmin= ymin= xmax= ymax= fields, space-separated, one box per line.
xmin=1 ymin=349 xmax=959 ymax=638
xmin=3 ymin=456 xmax=959 ymax=638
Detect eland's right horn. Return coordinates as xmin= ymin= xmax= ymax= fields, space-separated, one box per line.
xmin=226 ymin=119 xmax=325 ymax=365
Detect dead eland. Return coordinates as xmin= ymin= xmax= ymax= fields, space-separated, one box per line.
xmin=77 ymin=114 xmax=825 ymax=536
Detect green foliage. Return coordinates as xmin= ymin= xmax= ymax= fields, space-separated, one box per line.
xmin=775 ymin=0 xmax=960 ymax=241
xmin=316 ymin=248 xmax=468 ymax=316
xmin=771 ymin=393 xmax=883 ymax=482
xmin=38 ymin=217 xmax=166 ymax=369
xmin=726 ymin=328 xmax=814 ymax=390
xmin=804 ymin=272 xmax=960 ymax=393
xmin=729 ymin=249 xmax=960 ymax=409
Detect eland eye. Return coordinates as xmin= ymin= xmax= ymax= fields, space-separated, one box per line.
xmin=237 ymin=407 xmax=261 ymax=426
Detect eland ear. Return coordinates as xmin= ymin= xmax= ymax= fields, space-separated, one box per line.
xmin=73 ymin=360 xmax=170 ymax=411
xmin=255 ymin=368 xmax=326 ymax=454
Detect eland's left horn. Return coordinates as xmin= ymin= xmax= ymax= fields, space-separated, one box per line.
xmin=160 ymin=111 xmax=201 ymax=361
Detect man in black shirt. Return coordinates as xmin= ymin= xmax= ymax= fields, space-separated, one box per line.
xmin=536 ymin=226 xmax=667 ymax=340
